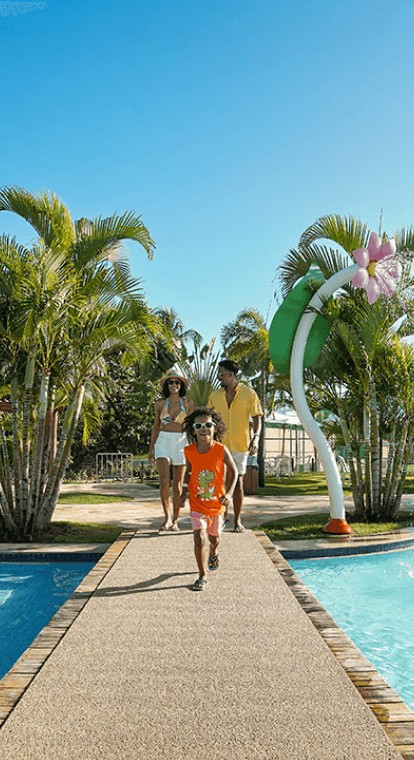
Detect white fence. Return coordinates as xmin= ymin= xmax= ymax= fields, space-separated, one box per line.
xmin=96 ymin=453 xmax=134 ymax=481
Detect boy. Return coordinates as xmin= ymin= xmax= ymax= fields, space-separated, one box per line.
xmin=178 ymin=407 xmax=238 ymax=590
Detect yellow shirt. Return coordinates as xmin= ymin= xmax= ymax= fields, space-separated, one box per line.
xmin=208 ymin=384 xmax=263 ymax=453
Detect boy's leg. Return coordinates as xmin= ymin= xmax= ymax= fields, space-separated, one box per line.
xmin=193 ymin=529 xmax=207 ymax=579
xmin=208 ymin=533 xmax=219 ymax=559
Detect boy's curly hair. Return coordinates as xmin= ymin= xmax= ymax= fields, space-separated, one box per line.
xmin=182 ymin=406 xmax=227 ymax=444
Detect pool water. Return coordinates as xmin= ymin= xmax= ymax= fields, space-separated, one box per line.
xmin=290 ymin=549 xmax=414 ymax=710
xmin=0 ymin=561 xmax=94 ymax=681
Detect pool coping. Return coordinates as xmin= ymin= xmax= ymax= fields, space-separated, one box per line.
xmin=0 ymin=529 xmax=135 ymax=727
xmin=255 ymin=531 xmax=414 ymax=760
xmin=272 ymin=528 xmax=414 ymax=559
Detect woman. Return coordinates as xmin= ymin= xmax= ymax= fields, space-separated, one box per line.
xmin=148 ymin=370 xmax=194 ymax=531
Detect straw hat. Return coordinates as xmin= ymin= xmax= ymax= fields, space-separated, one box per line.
xmin=159 ymin=369 xmax=189 ymax=388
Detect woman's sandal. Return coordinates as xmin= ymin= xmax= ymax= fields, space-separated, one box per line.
xmin=208 ymin=553 xmax=219 ymax=571
xmin=159 ymin=519 xmax=172 ymax=531
xmin=192 ymin=577 xmax=208 ymax=591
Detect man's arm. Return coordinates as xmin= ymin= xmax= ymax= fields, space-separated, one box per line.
xmin=220 ymin=448 xmax=238 ymax=505
xmin=248 ymin=414 xmax=262 ymax=455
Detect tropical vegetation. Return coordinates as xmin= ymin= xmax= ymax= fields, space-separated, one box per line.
xmin=0 ymin=185 xmax=158 ymax=539
xmin=277 ymin=214 xmax=414 ymax=521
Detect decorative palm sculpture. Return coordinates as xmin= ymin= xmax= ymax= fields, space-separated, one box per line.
xmin=269 ymin=233 xmax=402 ymax=533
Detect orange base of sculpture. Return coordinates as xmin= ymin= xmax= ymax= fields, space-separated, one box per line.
xmin=322 ymin=518 xmax=353 ymax=534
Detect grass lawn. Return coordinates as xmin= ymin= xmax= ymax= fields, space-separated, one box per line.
xmin=57 ymin=492 xmax=132 ymax=504
xmin=258 ymin=469 xmax=414 ymax=497
xmin=17 ymin=521 xmax=125 ymax=545
xmin=255 ymin=470 xmax=414 ymax=540
xmin=258 ymin=512 xmax=414 ymax=541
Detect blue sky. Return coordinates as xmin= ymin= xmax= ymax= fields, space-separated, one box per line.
xmin=1 ymin=0 xmax=414 ymax=347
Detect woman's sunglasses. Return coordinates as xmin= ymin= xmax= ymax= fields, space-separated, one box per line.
xmin=193 ymin=421 xmax=216 ymax=430
xmin=168 ymin=380 xmax=181 ymax=385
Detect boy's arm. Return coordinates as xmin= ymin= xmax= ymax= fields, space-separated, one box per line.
xmin=220 ymin=447 xmax=238 ymax=505
xmin=177 ymin=460 xmax=192 ymax=508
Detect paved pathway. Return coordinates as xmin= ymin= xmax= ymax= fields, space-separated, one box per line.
xmin=0 ymin=525 xmax=402 ymax=759
xmin=0 ymin=483 xmax=412 ymax=758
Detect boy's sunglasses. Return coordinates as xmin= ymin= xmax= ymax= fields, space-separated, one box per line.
xmin=193 ymin=421 xmax=216 ymax=430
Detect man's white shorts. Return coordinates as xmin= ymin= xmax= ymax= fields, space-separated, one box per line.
xmin=231 ymin=451 xmax=249 ymax=475
xmin=154 ymin=431 xmax=187 ymax=466
xmin=190 ymin=511 xmax=224 ymax=536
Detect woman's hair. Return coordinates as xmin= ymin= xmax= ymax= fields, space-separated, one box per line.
xmin=182 ymin=406 xmax=227 ymax=444
xmin=161 ymin=378 xmax=187 ymax=398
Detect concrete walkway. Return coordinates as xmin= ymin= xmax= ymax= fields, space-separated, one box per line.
xmin=0 ymin=484 xmax=409 ymax=758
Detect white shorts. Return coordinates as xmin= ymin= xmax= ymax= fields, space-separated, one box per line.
xmin=154 ymin=431 xmax=187 ymax=466
xmin=231 ymin=451 xmax=249 ymax=475
xmin=190 ymin=511 xmax=224 ymax=536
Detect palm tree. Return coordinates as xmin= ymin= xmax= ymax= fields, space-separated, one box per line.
xmin=276 ymin=213 xmax=414 ymax=520
xmin=176 ymin=338 xmax=221 ymax=406
xmin=0 ymin=185 xmax=156 ymax=539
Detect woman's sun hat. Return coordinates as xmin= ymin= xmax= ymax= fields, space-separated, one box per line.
xmin=159 ymin=369 xmax=189 ymax=388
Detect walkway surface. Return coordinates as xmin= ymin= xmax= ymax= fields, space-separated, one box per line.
xmin=0 ymin=483 xmax=409 ymax=759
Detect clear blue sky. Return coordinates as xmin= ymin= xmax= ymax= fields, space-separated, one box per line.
xmin=1 ymin=0 xmax=414 ymax=347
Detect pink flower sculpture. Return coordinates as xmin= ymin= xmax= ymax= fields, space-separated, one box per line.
xmin=351 ymin=232 xmax=402 ymax=304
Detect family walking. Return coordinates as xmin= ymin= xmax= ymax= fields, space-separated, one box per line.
xmin=149 ymin=361 xmax=263 ymax=589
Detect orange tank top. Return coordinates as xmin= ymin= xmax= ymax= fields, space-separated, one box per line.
xmin=185 ymin=441 xmax=226 ymax=516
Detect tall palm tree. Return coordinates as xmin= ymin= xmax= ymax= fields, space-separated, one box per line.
xmin=0 ymin=185 xmax=156 ymax=538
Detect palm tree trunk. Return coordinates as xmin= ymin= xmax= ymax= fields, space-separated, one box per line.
xmin=35 ymin=386 xmax=85 ymax=531
xmin=10 ymin=375 xmax=22 ymax=527
xmin=258 ymin=366 xmax=266 ymax=487
xmin=363 ymin=401 xmax=372 ymax=519
xmin=21 ymin=354 xmax=35 ymax=525
xmin=338 ymin=410 xmax=365 ymax=518
xmin=0 ymin=459 xmax=18 ymax=537
xmin=382 ymin=426 xmax=396 ymax=511
xmin=369 ymin=379 xmax=381 ymax=517
xmin=383 ymin=419 xmax=409 ymax=518
xmin=393 ymin=430 xmax=414 ymax=515
xmin=0 ymin=426 xmax=14 ymax=513
xmin=25 ymin=371 xmax=50 ymax=532
xmin=33 ymin=400 xmax=75 ymax=530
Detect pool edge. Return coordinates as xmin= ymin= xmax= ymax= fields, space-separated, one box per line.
xmin=255 ymin=531 xmax=414 ymax=760
xmin=0 ymin=529 xmax=135 ymax=727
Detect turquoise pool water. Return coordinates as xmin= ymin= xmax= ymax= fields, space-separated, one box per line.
xmin=290 ymin=549 xmax=414 ymax=710
xmin=0 ymin=561 xmax=94 ymax=680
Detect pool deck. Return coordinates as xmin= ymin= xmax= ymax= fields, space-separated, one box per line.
xmin=1 ymin=484 xmax=414 ymax=759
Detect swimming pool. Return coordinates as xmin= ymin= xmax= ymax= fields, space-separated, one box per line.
xmin=0 ymin=561 xmax=94 ymax=681
xmin=290 ymin=548 xmax=414 ymax=711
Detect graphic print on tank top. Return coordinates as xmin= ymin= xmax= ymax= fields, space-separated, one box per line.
xmin=196 ymin=470 xmax=215 ymax=500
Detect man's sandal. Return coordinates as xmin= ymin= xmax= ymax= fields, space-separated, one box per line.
xmin=208 ymin=553 xmax=219 ymax=571
xmin=192 ymin=577 xmax=208 ymax=591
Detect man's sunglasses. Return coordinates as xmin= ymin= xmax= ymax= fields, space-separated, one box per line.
xmin=193 ymin=421 xmax=216 ymax=430
xmin=168 ymin=380 xmax=181 ymax=385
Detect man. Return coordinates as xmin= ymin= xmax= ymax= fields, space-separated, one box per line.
xmin=208 ymin=359 xmax=263 ymax=532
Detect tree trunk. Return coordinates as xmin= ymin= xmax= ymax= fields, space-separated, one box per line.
xmin=35 ymin=386 xmax=85 ymax=531
xmin=258 ymin=366 xmax=266 ymax=488
xmin=10 ymin=375 xmax=22 ymax=527
xmin=363 ymin=402 xmax=372 ymax=519
xmin=25 ymin=371 xmax=50 ymax=532
xmin=369 ymin=379 xmax=381 ymax=518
